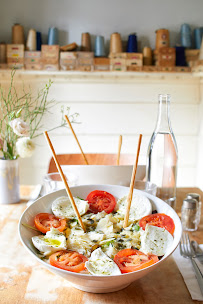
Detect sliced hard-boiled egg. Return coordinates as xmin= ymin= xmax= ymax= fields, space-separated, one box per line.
xmin=52 ymin=196 xmax=89 ymax=219
xmin=116 ymin=193 xmax=152 ymax=222
xmin=85 ymin=247 xmax=121 ymax=275
xmin=32 ymin=227 xmax=67 ymax=256
xmin=140 ymin=224 xmax=173 ymax=256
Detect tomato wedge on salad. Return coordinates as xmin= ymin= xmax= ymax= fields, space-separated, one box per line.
xmin=114 ymin=249 xmax=158 ymax=273
xmin=49 ymin=250 xmax=88 ymax=273
xmin=139 ymin=213 xmax=175 ymax=235
xmin=34 ymin=213 xmax=66 ymax=234
xmin=86 ymin=190 xmax=116 ymax=214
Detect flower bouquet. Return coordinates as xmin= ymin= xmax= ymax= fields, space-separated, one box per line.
xmin=0 ymin=70 xmax=77 ymax=204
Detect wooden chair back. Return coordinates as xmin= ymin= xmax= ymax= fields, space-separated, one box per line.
xmin=48 ymin=153 xmax=136 ymax=173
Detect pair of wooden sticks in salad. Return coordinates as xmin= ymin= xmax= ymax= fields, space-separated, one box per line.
xmin=65 ymin=114 xmax=123 ymax=166
xmin=44 ymin=116 xmax=142 ymax=232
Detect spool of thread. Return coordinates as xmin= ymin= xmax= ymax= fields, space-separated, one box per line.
xmin=94 ymin=35 xmax=105 ymax=57
xmin=26 ymin=29 xmax=36 ymax=51
xmin=36 ymin=32 xmax=42 ymax=50
xmin=199 ymin=38 xmax=203 ymax=60
xmin=12 ymin=24 xmax=24 ymax=44
xmin=155 ymin=29 xmax=169 ymax=49
xmin=0 ymin=43 xmax=7 ymax=63
xmin=180 ymin=24 xmax=192 ymax=48
xmin=48 ymin=27 xmax=58 ymax=45
xmin=194 ymin=28 xmax=202 ymax=49
xmin=143 ymin=47 xmax=152 ymax=65
xmin=109 ymin=32 xmax=122 ymax=53
xmin=175 ymin=46 xmax=186 ymax=66
xmin=81 ymin=32 xmax=91 ymax=51
xmin=126 ymin=33 xmax=138 ymax=52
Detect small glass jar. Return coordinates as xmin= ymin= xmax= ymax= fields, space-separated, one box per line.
xmin=186 ymin=193 xmax=201 ymax=225
xmin=181 ymin=198 xmax=199 ymax=231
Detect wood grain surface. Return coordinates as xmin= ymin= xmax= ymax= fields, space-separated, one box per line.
xmin=0 ymin=188 xmax=202 ymax=304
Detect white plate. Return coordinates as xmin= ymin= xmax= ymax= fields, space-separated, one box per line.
xmin=19 ymin=184 xmax=182 ymax=293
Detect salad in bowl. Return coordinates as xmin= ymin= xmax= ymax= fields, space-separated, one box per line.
xmin=19 ymin=184 xmax=182 ymax=293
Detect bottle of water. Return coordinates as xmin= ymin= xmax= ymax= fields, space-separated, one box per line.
xmin=146 ymin=94 xmax=178 ymax=209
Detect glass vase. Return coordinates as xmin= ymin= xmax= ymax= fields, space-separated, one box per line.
xmin=0 ymin=158 xmax=20 ymax=204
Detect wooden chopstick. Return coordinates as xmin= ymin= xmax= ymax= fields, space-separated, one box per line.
xmin=123 ymin=134 xmax=142 ymax=228
xmin=116 ymin=135 xmax=122 ymax=165
xmin=64 ymin=115 xmax=89 ymax=165
xmin=44 ymin=131 xmax=86 ymax=232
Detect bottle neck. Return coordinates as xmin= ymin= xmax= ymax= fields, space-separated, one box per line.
xmin=155 ymin=95 xmax=172 ymax=133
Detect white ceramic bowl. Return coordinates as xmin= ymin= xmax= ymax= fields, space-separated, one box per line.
xmin=19 ymin=184 xmax=182 ymax=294
xmin=61 ymin=165 xmax=146 ymax=186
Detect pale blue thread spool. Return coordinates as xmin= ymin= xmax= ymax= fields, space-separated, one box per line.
xmin=194 ymin=28 xmax=202 ymax=49
xmin=48 ymin=27 xmax=58 ymax=45
xmin=95 ymin=35 xmax=105 ymax=57
xmin=181 ymin=24 xmax=192 ymax=48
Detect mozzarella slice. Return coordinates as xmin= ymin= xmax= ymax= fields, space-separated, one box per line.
xmin=85 ymin=248 xmax=121 ymax=275
xmin=116 ymin=193 xmax=152 ymax=222
xmin=140 ymin=224 xmax=173 ymax=256
xmin=52 ymin=196 xmax=89 ymax=218
xmin=32 ymin=228 xmax=67 ymax=256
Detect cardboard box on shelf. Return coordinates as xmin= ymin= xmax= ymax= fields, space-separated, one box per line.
xmin=41 ymin=45 xmax=59 ymax=59
xmin=94 ymin=58 xmax=110 ymax=71
xmin=7 ymin=44 xmax=24 ymax=58
xmin=25 ymin=63 xmax=43 ymax=70
xmin=127 ymin=66 xmax=143 ymax=71
xmin=109 ymin=53 xmax=127 ymax=59
xmin=157 ymin=48 xmax=176 ymax=67
xmin=60 ymin=52 xmax=77 ymax=59
xmin=77 ymin=52 xmax=94 ymax=59
xmin=43 ymin=64 xmax=59 ymax=71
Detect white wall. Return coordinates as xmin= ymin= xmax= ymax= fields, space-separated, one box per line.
xmin=1 ymin=0 xmax=203 ymax=51
xmin=0 ymin=70 xmax=199 ymax=187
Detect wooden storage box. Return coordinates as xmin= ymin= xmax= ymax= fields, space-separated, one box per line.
xmin=109 ymin=53 xmax=127 ymax=59
xmin=41 ymin=45 xmax=59 ymax=59
xmin=25 ymin=64 xmax=43 ymax=70
xmin=43 ymin=64 xmax=59 ymax=71
xmin=7 ymin=44 xmax=24 ymax=58
xmin=60 ymin=52 xmax=77 ymax=59
xmin=143 ymin=66 xmax=159 ymax=72
xmin=110 ymin=58 xmax=126 ymax=71
xmin=24 ymin=51 xmax=41 ymax=64
xmin=94 ymin=58 xmax=110 ymax=71
xmin=60 ymin=59 xmax=76 ymax=70
xmin=157 ymin=48 xmax=176 ymax=67
xmin=127 ymin=66 xmax=143 ymax=71
xmin=77 ymin=52 xmax=94 ymax=59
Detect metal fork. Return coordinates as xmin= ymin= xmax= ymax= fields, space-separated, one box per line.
xmin=179 ymin=232 xmax=203 ymax=295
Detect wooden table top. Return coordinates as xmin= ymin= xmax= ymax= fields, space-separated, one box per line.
xmin=0 ymin=187 xmax=202 ymax=304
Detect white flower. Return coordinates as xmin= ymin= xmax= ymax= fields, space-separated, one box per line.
xmin=9 ymin=118 xmax=29 ymax=137
xmin=16 ymin=137 xmax=35 ymax=158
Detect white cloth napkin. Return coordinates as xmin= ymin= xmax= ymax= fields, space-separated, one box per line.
xmin=173 ymin=245 xmax=203 ymax=301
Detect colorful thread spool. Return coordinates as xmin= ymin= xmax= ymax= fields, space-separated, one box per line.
xmin=94 ymin=35 xmax=105 ymax=57
xmin=26 ymin=29 xmax=36 ymax=51
xmin=180 ymin=24 xmax=192 ymax=48
xmin=48 ymin=27 xmax=58 ymax=45
xmin=155 ymin=29 xmax=169 ymax=49
xmin=143 ymin=47 xmax=152 ymax=65
xmin=36 ymin=32 xmax=42 ymax=51
xmin=109 ymin=32 xmax=122 ymax=53
xmin=194 ymin=28 xmax=202 ymax=49
xmin=81 ymin=32 xmax=91 ymax=51
xmin=175 ymin=46 xmax=186 ymax=66
xmin=12 ymin=24 xmax=24 ymax=44
xmin=126 ymin=33 xmax=137 ymax=52
xmin=0 ymin=43 xmax=6 ymax=63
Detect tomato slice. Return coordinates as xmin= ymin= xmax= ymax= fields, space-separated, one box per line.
xmin=139 ymin=213 xmax=175 ymax=235
xmin=86 ymin=190 xmax=116 ymax=214
xmin=114 ymin=249 xmax=158 ymax=273
xmin=34 ymin=213 xmax=66 ymax=234
xmin=49 ymin=250 xmax=88 ymax=273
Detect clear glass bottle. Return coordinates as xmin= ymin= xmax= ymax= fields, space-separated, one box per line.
xmin=146 ymin=94 xmax=178 ymax=209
